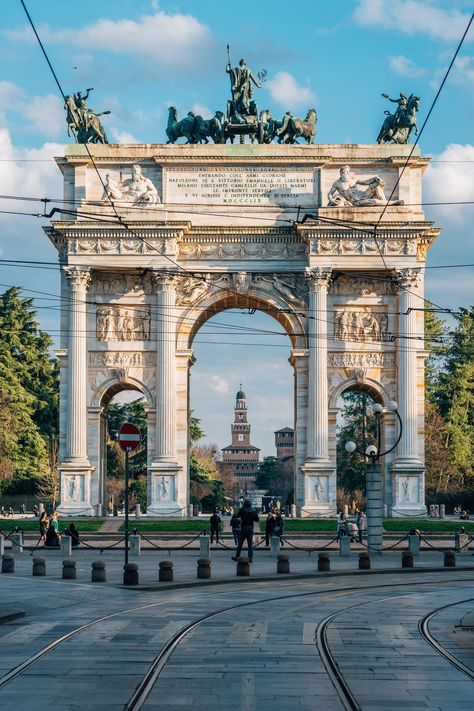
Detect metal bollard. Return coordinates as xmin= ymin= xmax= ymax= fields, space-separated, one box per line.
xmin=135 ymin=504 xmax=141 ymax=518
xmin=91 ymin=560 xmax=106 ymax=582
xmin=197 ymin=558 xmax=211 ymax=579
xmin=408 ymin=535 xmax=420 ymax=557
xmin=277 ymin=553 xmax=290 ymax=574
xmin=439 ymin=504 xmax=446 ymax=519
xmin=339 ymin=536 xmax=351 ymax=557
xmin=290 ymin=504 xmax=296 ymax=518
xmin=129 ymin=535 xmax=141 ymax=556
xmin=159 ymin=560 xmax=173 ymax=582
xmin=199 ymin=535 xmax=210 ymax=558
xmin=0 ymin=533 xmax=4 ymax=556
xmin=270 ymin=535 xmax=280 ymax=556
xmin=11 ymin=532 xmax=23 ymax=553
xmin=402 ymin=551 xmax=413 ymax=568
xmin=32 ymin=557 xmax=46 ymax=576
xmin=2 ymin=553 xmax=15 ymax=573
xmin=61 ymin=535 xmax=72 ymax=557
xmin=444 ymin=550 xmax=456 ymax=568
xmin=359 ymin=552 xmax=371 ymax=570
xmin=459 ymin=533 xmax=470 ymax=555
xmin=62 ymin=559 xmax=76 ymax=579
xmin=236 ymin=557 xmax=250 ymax=576
xmin=123 ymin=563 xmax=139 ymax=585
xmin=318 ymin=552 xmax=330 ymax=572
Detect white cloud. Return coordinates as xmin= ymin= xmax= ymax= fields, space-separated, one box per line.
xmin=109 ymin=128 xmax=140 ymax=144
xmin=6 ymin=11 xmax=216 ymax=69
xmin=267 ymin=72 xmax=315 ymax=108
xmin=209 ymin=375 xmax=230 ymax=395
xmin=23 ymin=94 xmax=64 ymax=139
xmin=354 ymin=1 xmax=473 ymax=41
xmin=191 ymin=104 xmax=213 ymax=119
xmin=0 ymin=81 xmax=24 ymax=107
xmin=424 ymin=143 xmax=474 ymax=222
xmin=389 ymin=55 xmax=426 ymax=77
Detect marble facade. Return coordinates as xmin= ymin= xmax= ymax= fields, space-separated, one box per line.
xmin=46 ymin=143 xmax=439 ymax=516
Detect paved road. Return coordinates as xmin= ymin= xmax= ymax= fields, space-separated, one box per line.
xmin=1 ymin=562 xmax=474 ymax=710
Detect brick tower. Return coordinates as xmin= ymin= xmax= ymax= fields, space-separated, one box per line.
xmin=221 ymin=386 xmax=260 ymax=490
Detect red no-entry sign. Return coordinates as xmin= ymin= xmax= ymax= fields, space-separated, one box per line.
xmin=118 ymin=422 xmax=141 ymax=452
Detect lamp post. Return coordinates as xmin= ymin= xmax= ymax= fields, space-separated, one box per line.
xmin=345 ymin=400 xmax=403 ymax=552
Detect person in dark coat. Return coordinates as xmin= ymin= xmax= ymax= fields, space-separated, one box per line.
xmin=232 ymin=500 xmax=259 ymax=563
xmin=274 ymin=512 xmax=285 ymax=547
xmin=209 ymin=510 xmax=221 ymax=544
xmin=64 ymin=522 xmax=80 ymax=547
xmin=44 ymin=522 xmax=60 ymax=548
xmin=264 ymin=512 xmax=276 ymax=546
xmin=230 ymin=512 xmax=241 ymax=545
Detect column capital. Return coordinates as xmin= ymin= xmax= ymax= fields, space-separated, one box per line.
xmin=64 ymin=267 xmax=91 ymax=291
xmin=305 ymin=267 xmax=332 ymax=293
xmin=396 ymin=268 xmax=421 ymax=291
xmin=152 ymin=270 xmax=179 ymax=291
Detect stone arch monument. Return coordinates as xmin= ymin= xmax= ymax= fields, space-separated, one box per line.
xmin=46 ymin=143 xmax=440 ymax=516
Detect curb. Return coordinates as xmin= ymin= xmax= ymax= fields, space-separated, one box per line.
xmin=118 ymin=564 xmax=474 ymax=592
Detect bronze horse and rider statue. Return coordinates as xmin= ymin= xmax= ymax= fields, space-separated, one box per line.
xmin=376 ymin=92 xmax=420 ymax=145
xmin=64 ymin=88 xmax=110 ymax=144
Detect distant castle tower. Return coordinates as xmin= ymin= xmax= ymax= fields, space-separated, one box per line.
xmin=221 ymin=386 xmax=260 ymax=490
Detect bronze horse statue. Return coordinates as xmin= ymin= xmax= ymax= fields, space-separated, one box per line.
xmin=377 ymin=95 xmax=420 ymax=144
xmin=275 ymin=108 xmax=318 ymax=144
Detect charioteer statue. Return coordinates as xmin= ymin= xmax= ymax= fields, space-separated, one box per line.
xmin=64 ymin=87 xmax=110 ymax=144
xmin=376 ymin=91 xmax=420 ymax=144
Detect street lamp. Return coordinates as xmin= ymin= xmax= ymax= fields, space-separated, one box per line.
xmin=345 ymin=401 xmax=403 ymax=552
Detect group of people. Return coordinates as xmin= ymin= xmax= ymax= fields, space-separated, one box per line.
xmin=337 ymin=510 xmax=367 ymax=543
xmin=0 ymin=506 xmax=14 ymax=517
xmin=38 ymin=511 xmax=80 ymax=548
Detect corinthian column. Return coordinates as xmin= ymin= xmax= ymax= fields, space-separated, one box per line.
xmin=153 ymin=272 xmax=178 ymax=461
xmin=65 ymin=267 xmax=91 ymax=462
xmin=396 ymin=268 xmax=422 ymax=464
xmin=301 ymin=268 xmax=335 ymax=517
xmin=306 ymin=267 xmax=332 ymax=460
xmin=148 ymin=271 xmax=182 ymax=516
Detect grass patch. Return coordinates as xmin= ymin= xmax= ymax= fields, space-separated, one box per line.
xmin=259 ymin=519 xmax=338 ymax=532
xmin=119 ymin=520 xmax=208 ymax=533
xmin=0 ymin=518 xmax=104 ymax=532
xmin=383 ymin=519 xmax=474 ymax=533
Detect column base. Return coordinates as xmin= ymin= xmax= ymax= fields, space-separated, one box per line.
xmin=147 ymin=462 xmax=183 ymax=517
xmin=300 ymin=461 xmax=336 ymax=517
xmin=390 ymin=463 xmax=426 ymax=517
xmin=58 ymin=461 xmax=95 ymax=516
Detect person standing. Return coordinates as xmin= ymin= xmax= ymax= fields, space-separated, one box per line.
xmin=209 ymin=510 xmax=221 ymax=544
xmin=232 ymin=500 xmax=259 ymax=563
xmin=264 ymin=512 xmax=276 ymax=547
xmin=274 ymin=512 xmax=285 ymax=547
xmin=230 ymin=512 xmax=241 ymax=545
xmin=38 ymin=511 xmax=48 ymax=545
xmin=356 ymin=511 xmax=367 ymax=544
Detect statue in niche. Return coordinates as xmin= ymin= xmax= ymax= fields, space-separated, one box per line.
xmin=157 ymin=476 xmax=172 ymax=502
xmin=328 ymin=166 xmax=404 ymax=207
xmin=102 ymin=165 xmax=159 ymax=205
xmin=313 ymin=477 xmax=327 ymax=502
xmin=377 ymin=93 xmax=420 ymax=145
xmin=400 ymin=477 xmax=415 ymax=504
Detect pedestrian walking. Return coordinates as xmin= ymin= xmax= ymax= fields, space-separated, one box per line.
xmin=209 ymin=510 xmax=221 ymax=544
xmin=232 ymin=499 xmax=259 ymax=563
xmin=264 ymin=512 xmax=276 ymax=546
xmin=230 ymin=512 xmax=241 ymax=545
xmin=45 ymin=511 xmax=60 ymax=548
xmin=38 ymin=511 xmax=48 ymax=545
xmin=337 ymin=513 xmax=348 ymax=541
xmin=274 ymin=512 xmax=285 ymax=547
xmin=356 ymin=511 xmax=367 ymax=543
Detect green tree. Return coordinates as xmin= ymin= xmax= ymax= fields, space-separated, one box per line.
xmin=336 ymin=390 xmax=377 ymax=492
xmin=424 ymin=307 xmax=449 ymax=402
xmin=255 ymin=456 xmax=294 ymax=502
xmin=106 ymin=399 xmax=147 ymax=479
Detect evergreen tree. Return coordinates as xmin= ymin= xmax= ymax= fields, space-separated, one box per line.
xmin=336 ymin=390 xmax=377 ymax=492
xmin=106 ymin=398 xmax=147 ymax=479
xmin=255 ymin=456 xmax=294 ymax=502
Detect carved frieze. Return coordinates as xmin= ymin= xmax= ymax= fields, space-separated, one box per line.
xmin=328 ymin=352 xmax=396 ymax=368
xmin=309 ymin=235 xmax=416 ymax=256
xmin=89 ymin=351 xmax=156 ymax=368
xmin=333 ymin=308 xmax=389 ymax=342
xmin=178 ymin=241 xmax=307 ymax=260
xmin=101 ymin=165 xmax=160 ymax=205
xmin=90 ymin=272 xmax=154 ymax=295
xmin=330 ymin=274 xmax=396 ymax=296
xmin=96 ymin=306 xmax=151 ymax=341
xmin=70 ymin=237 xmax=175 ymax=256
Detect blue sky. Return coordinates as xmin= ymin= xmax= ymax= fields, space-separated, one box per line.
xmin=0 ymin=0 xmax=473 ymax=455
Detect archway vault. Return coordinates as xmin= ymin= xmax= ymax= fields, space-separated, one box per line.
xmin=176 ymin=288 xmax=308 ymax=351
xmin=92 ymin=376 xmax=153 ymax=410
xmin=329 ymin=377 xmax=390 ymax=410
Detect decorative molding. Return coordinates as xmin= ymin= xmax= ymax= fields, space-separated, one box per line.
xmin=309 ymin=235 xmax=416 ymax=256
xmin=152 ymin=272 xmax=179 ymax=291
xmin=64 ymin=267 xmax=91 ymax=290
xmin=90 ymin=272 xmax=154 ymax=295
xmin=328 ymin=352 xmax=396 ymax=368
xmin=178 ymin=240 xmax=307 ymax=260
xmin=96 ymin=306 xmax=151 ymax=341
xmin=305 ymin=267 xmax=332 ymax=293
xmin=89 ymin=351 xmax=157 ymax=368
xmin=397 ymin=267 xmax=421 ymax=290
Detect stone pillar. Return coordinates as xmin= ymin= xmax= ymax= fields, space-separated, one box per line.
xmin=391 ymin=268 xmax=425 ymax=516
xmin=58 ymin=268 xmax=93 ymax=516
xmin=289 ymin=349 xmax=308 ymax=515
xmin=301 ymin=268 xmax=335 ymax=516
xmin=147 ymin=272 xmax=182 ymax=516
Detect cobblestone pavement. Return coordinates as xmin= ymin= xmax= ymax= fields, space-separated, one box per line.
xmin=0 ymin=552 xmax=473 ymax=710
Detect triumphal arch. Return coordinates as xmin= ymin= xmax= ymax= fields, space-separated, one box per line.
xmin=46 ymin=140 xmax=439 ymax=517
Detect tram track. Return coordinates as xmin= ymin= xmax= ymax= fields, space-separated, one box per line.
xmin=419 ymin=598 xmax=474 ymax=680
xmin=1 ymin=575 xmax=474 ymax=710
